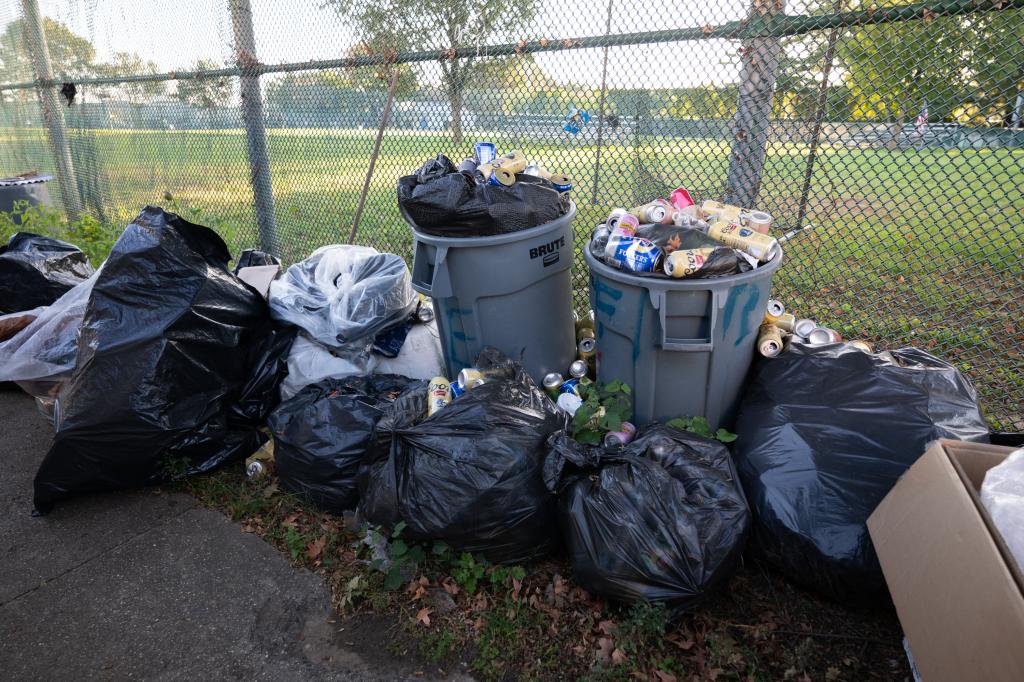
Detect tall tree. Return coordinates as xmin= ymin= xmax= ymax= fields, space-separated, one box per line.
xmin=94 ymin=52 xmax=165 ymax=104
xmin=175 ymin=59 xmax=232 ymax=110
xmin=0 ymin=17 xmax=96 ymax=96
xmin=325 ymin=0 xmax=536 ymax=144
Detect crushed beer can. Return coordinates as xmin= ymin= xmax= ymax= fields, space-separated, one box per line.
xmin=494 ymin=150 xmax=527 ymax=173
xmin=416 ymin=301 xmax=435 ymax=324
xmin=758 ymin=323 xmax=784 ymax=358
xmin=548 ymin=173 xmax=573 ymax=193
xmin=765 ymin=299 xmax=785 ymax=318
xmin=568 ymin=359 xmax=589 ymax=380
xmin=603 ymin=421 xmax=637 ymax=448
xmin=245 ymin=440 xmax=275 ymax=479
xmin=427 ymin=377 xmax=452 ymax=416
xmin=807 ymin=327 xmax=842 ymax=345
xmin=522 ymin=163 xmax=550 ymax=179
xmin=457 ymin=368 xmax=487 ymax=390
xmin=457 ymin=158 xmax=478 ymax=174
xmin=487 ymin=168 xmax=516 ymax=187
xmin=576 ymin=326 xmax=596 ymax=344
xmin=765 ymin=310 xmax=796 ymax=333
xmin=630 ymin=201 xmax=668 ymax=224
xmin=606 ymin=208 xmax=629 ymax=230
xmin=793 ymin=318 xmax=817 ymax=339
xmin=450 ymin=380 xmax=466 ymax=399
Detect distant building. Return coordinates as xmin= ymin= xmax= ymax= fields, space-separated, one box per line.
xmin=394 ymin=99 xmax=477 ymax=131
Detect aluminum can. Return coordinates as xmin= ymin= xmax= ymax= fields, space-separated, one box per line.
xmin=494 ymin=150 xmax=527 ymax=173
xmin=630 ymin=201 xmax=668 ymax=224
xmin=670 ymin=187 xmax=696 ymax=211
xmin=606 ymin=208 xmax=629 ymax=230
xmin=849 ymin=340 xmax=874 ymax=353
xmin=794 ymin=318 xmax=817 ymax=338
xmin=808 ymin=327 xmax=842 ymax=345
xmin=548 ymin=173 xmax=573 ymax=193
xmin=457 ymin=158 xmax=478 ymax=174
xmin=543 ymin=372 xmax=564 ymax=398
xmin=473 ymin=141 xmax=496 ymax=165
xmin=758 ymin=323 xmax=784 ymax=358
xmin=765 ymin=299 xmax=785 ymax=318
xmin=487 ymin=168 xmax=516 ymax=187
xmin=450 ymin=381 xmax=466 ymax=399
xmin=457 ymin=368 xmax=487 ymax=389
xmin=558 ymin=378 xmax=581 ymax=398
xmin=568 ymin=359 xmax=589 ymax=380
xmin=606 ymin=236 xmax=662 ymax=273
xmin=576 ymin=327 xmax=596 ymax=344
xmin=701 ymin=200 xmax=742 ymax=223
xmin=578 ymin=336 xmax=597 ymax=357
xmin=604 ymin=422 xmax=637 ymax=448
xmin=246 ymin=460 xmax=267 ymax=478
xmin=707 ymin=221 xmax=780 ymax=263
xmin=574 ymin=310 xmax=595 ymax=336
xmin=427 ymin=377 xmax=452 ymax=416
xmin=765 ymin=311 xmax=796 ymax=333
xmin=663 ymin=247 xmax=716 ymax=278
xmin=556 ymin=393 xmax=583 ymax=416
xmin=746 ymin=210 xmax=772 ymax=234
xmin=416 ymin=302 xmax=434 ymax=324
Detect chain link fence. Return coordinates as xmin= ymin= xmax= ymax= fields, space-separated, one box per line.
xmin=1 ymin=0 xmax=1021 ymax=428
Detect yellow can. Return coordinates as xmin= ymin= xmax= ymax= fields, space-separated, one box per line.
xmin=663 ymin=247 xmax=716 ymax=278
xmin=764 ymin=311 xmax=796 ymax=333
xmin=757 ymin=323 xmax=784 ymax=358
xmin=707 ymin=221 xmax=780 ymax=263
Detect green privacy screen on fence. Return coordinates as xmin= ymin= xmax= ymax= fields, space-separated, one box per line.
xmin=0 ymin=0 xmax=1021 ymax=428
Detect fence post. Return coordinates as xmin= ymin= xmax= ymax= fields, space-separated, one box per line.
xmin=724 ymin=0 xmax=786 ymax=209
xmin=20 ymin=0 xmax=82 ymax=220
xmin=229 ymin=0 xmax=279 ymax=256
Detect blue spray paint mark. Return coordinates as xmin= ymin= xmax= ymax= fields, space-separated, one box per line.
xmin=593 ymin=277 xmax=622 ymax=317
xmin=721 ymin=283 xmax=762 ymax=347
xmin=444 ymin=305 xmax=476 ymax=369
xmin=633 ymin=289 xmax=645 ymax=362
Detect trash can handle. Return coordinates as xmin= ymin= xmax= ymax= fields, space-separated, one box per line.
xmin=411 ymin=242 xmax=453 ymax=299
xmin=650 ymin=288 xmax=719 ymax=352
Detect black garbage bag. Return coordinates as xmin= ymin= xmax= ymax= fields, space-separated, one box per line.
xmin=233 ymin=248 xmax=280 ymax=272
xmin=397 ymin=154 xmax=568 ymax=237
xmin=230 ymin=323 xmax=297 ymax=424
xmin=33 ymin=206 xmax=278 ymax=513
xmin=732 ymin=343 xmax=989 ymax=602
xmin=268 ymin=374 xmax=425 ymax=514
xmin=589 ymin=224 xmax=750 ymax=279
xmin=358 ymin=347 xmax=565 ymax=563
xmin=0 ymin=232 xmax=94 ymax=313
xmin=544 ymin=425 xmax=749 ymax=613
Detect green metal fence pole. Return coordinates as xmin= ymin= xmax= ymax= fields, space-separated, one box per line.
xmin=20 ymin=0 xmax=82 ymax=220
xmin=229 ymin=0 xmax=279 ymax=256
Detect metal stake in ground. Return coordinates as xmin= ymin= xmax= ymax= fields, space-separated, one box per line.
xmin=348 ymin=70 xmax=400 ymax=245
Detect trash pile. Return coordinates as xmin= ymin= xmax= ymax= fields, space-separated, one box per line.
xmin=589 ymin=189 xmax=779 ymax=279
xmin=755 ymin=298 xmax=861 ymax=358
xmin=0 ymin=232 xmax=94 ymax=313
xmin=397 ymin=143 xmax=571 ymax=236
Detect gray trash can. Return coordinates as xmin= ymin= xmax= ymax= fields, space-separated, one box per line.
xmin=0 ymin=174 xmax=53 ymax=220
xmin=584 ymin=244 xmax=783 ymax=430
xmin=410 ymin=204 xmax=577 ymax=383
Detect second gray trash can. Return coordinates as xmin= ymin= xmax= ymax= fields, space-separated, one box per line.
xmin=409 ymin=204 xmax=577 ymax=383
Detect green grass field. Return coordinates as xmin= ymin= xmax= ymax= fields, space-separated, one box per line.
xmin=1 ymin=126 xmax=1021 ymax=427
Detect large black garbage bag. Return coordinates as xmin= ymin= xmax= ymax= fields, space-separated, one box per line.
xmin=0 ymin=232 xmax=94 ymax=313
xmin=33 ymin=206 xmax=277 ymax=512
xmin=397 ymin=154 xmax=568 ymax=237
xmin=732 ymin=343 xmax=989 ymax=602
xmin=230 ymin=323 xmax=297 ymax=424
xmin=268 ymin=374 xmax=424 ymax=514
xmin=544 ymin=425 xmax=749 ymax=613
xmin=358 ymin=347 xmax=565 ymax=563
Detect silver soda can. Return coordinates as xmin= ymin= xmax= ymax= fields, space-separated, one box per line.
xmin=603 ymin=422 xmax=637 ymax=448
xmin=543 ymin=372 xmax=564 ymax=398
xmin=578 ymin=336 xmax=597 ymax=356
xmin=758 ymin=324 xmax=784 ymax=358
xmin=246 ymin=460 xmax=267 ymax=478
xmin=808 ymin=327 xmax=842 ymax=345
xmin=416 ymin=302 xmax=434 ymax=324
xmin=568 ymin=360 xmax=588 ymax=380
xmin=765 ymin=299 xmax=785 ymax=318
xmin=458 ymin=368 xmax=487 ymax=389
xmin=794 ymin=318 xmax=817 ymax=338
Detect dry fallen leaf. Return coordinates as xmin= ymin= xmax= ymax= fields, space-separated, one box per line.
xmin=611 ymin=648 xmax=626 ymax=665
xmin=653 ymin=671 xmax=678 ymax=682
xmin=596 ymin=636 xmax=614 ymax=662
xmin=597 ymin=619 xmax=617 ymax=636
xmin=416 ymin=607 xmax=432 ymax=626
xmin=305 ymin=536 xmax=325 ymax=559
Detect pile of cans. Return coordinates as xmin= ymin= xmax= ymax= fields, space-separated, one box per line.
xmin=596 ymin=187 xmax=780 ymax=278
xmin=462 ymin=141 xmax=573 ymax=194
xmin=757 ymin=298 xmax=873 ymax=358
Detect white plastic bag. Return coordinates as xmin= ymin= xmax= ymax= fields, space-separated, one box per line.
xmin=375 ymin=320 xmax=445 ymax=380
xmin=981 ymin=447 xmax=1024 ymax=572
xmin=0 ymin=270 xmax=98 ymax=398
xmin=268 ymin=245 xmax=416 ymax=350
xmin=279 ymin=332 xmax=377 ymax=401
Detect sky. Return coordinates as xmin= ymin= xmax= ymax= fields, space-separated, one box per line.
xmin=2 ymin=0 xmax=758 ymax=90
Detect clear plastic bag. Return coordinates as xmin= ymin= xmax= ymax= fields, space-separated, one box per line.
xmin=268 ymin=245 xmax=416 ymax=350
xmin=981 ymin=448 xmax=1024 ymax=572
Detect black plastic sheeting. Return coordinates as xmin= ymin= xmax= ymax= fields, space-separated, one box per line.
xmin=0 ymin=232 xmax=94 ymax=314
xmin=33 ymin=207 xmax=289 ymax=513
xmin=358 ymin=347 xmax=566 ymax=564
xmin=398 ymin=154 xmax=568 ymax=237
xmin=268 ymin=374 xmax=425 ymax=514
xmin=233 ymin=248 xmax=280 ymax=272
xmin=544 ymin=425 xmax=750 ymax=614
xmin=732 ymin=343 xmax=989 ymax=602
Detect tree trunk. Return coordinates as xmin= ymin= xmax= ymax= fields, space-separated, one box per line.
xmin=449 ymin=84 xmax=464 ymax=146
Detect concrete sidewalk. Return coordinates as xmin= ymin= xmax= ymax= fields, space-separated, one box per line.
xmin=0 ymin=387 xmax=440 ymax=681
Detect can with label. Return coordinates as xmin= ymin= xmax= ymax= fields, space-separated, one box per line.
xmin=604 ymin=421 xmax=637 ymax=448
xmin=606 ymin=236 xmax=663 ymax=273
xmin=578 ymin=336 xmax=596 ymax=375
xmin=457 ymin=368 xmax=487 ymax=389
xmin=574 ymin=310 xmax=595 ymax=335
xmin=473 ymin=141 xmax=496 ymax=165
xmin=849 ymin=340 xmax=874 ymax=353
xmin=548 ymin=173 xmax=573 ymax=193
xmin=487 ymin=168 xmax=516 ymax=187
xmin=764 ymin=311 xmax=796 ymax=333
xmin=663 ymin=247 xmax=716 ymax=278
xmin=808 ymin=327 xmax=842 ymax=345
xmin=758 ymin=323 xmax=784 ymax=358
xmin=558 ymin=378 xmax=581 ymax=398
xmin=576 ymin=326 xmax=596 ymax=344
xmin=607 ymin=208 xmax=629 ymax=230
xmin=568 ymin=359 xmax=589 ymax=380
xmin=701 ymin=200 xmax=742 ymax=223
xmin=746 ymin=210 xmax=772 ymax=234
xmin=494 ymin=150 xmax=527 ymax=174
xmin=707 ymin=221 xmax=780 ymax=263
xmin=427 ymin=377 xmax=452 ymax=416
xmin=522 ymin=163 xmax=551 ymax=179
xmin=794 ymin=318 xmax=817 ymax=338
xmin=245 ymin=440 xmax=275 ymax=478
xmin=670 ymin=187 xmax=695 ymax=211
xmin=450 ymin=381 xmax=466 ymax=399
xmin=630 ymin=201 xmax=668 ymax=224
xmin=543 ymin=372 xmax=564 ymax=399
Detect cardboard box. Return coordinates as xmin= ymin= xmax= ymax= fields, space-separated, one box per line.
xmin=868 ymin=439 xmax=1024 ymax=682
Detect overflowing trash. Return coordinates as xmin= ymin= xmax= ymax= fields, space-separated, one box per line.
xmin=732 ymin=342 xmax=989 ymax=601
xmin=268 ymin=374 xmax=425 ymax=514
xmin=397 ymin=146 xmax=570 ymax=236
xmin=981 ymin=447 xmax=1024 ymax=571
xmin=755 ymin=298 xmax=856 ymax=358
xmin=33 ymin=207 xmax=288 ymax=513
xmin=0 ymin=232 xmax=94 ymax=314
xmin=358 ymin=347 xmax=565 ymax=564
xmin=589 ymin=191 xmax=779 ymax=280
xmin=543 ymin=425 xmax=749 ymax=613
